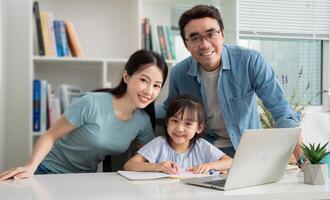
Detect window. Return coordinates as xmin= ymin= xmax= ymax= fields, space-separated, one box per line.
xmin=239 ymin=38 xmax=322 ymax=105
xmin=238 ymin=0 xmax=330 ymax=106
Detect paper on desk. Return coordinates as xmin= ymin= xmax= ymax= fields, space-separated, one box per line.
xmin=118 ymin=171 xmax=170 ymax=181
xmin=170 ymin=171 xmax=213 ymax=179
xmin=118 ymin=170 xmax=214 ymax=181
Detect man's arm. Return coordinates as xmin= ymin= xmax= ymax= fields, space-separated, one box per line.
xmin=250 ymin=52 xmax=302 ymax=160
xmin=250 ymin=52 xmax=300 ymax=127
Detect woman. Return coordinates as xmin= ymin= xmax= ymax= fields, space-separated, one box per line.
xmin=0 ymin=49 xmax=168 ymax=180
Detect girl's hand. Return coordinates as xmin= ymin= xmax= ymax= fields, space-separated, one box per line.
xmin=155 ymin=161 xmax=179 ymax=175
xmin=186 ymin=163 xmax=213 ymax=174
xmin=0 ymin=165 xmax=36 ymax=181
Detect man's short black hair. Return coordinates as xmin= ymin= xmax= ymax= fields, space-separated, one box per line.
xmin=179 ymin=5 xmax=224 ymax=46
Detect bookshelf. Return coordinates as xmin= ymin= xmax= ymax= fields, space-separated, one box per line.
xmin=5 ymin=0 xmax=220 ymax=168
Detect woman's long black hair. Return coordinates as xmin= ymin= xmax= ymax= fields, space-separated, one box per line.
xmin=93 ymin=49 xmax=168 ymax=130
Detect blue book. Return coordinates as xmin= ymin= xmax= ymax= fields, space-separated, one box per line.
xmin=58 ymin=20 xmax=70 ymax=56
xmin=33 ymin=80 xmax=41 ymax=131
xmin=53 ymin=20 xmax=63 ymax=57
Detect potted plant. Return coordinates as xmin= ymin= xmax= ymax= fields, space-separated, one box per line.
xmin=301 ymin=142 xmax=329 ymax=185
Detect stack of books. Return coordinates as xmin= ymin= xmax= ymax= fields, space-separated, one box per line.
xmin=33 ymin=1 xmax=84 ymax=58
xmin=33 ymin=80 xmax=83 ymax=132
xmin=141 ymin=17 xmax=176 ymax=60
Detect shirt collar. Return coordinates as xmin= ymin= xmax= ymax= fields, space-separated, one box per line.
xmin=222 ymin=45 xmax=231 ymax=70
xmin=187 ymin=45 xmax=231 ymax=77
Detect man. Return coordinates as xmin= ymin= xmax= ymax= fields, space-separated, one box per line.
xmin=157 ymin=5 xmax=304 ymax=163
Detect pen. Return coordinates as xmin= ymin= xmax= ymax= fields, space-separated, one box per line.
xmin=208 ymin=170 xmax=223 ymax=175
xmin=171 ymin=163 xmax=179 ymax=174
xmin=208 ymin=170 xmax=215 ymax=175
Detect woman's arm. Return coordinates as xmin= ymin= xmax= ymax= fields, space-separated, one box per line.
xmin=0 ymin=116 xmax=76 ymax=181
xmin=123 ymin=154 xmax=179 ymax=175
xmin=186 ymin=155 xmax=233 ymax=174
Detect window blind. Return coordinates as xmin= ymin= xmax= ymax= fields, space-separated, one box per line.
xmin=239 ymin=0 xmax=330 ymax=40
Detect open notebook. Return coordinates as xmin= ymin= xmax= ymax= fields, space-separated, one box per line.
xmin=117 ymin=170 xmax=219 ymax=181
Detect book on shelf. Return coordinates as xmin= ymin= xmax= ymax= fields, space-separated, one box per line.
xmin=141 ymin=17 xmax=152 ymax=50
xmin=40 ymin=80 xmax=48 ymax=132
xmin=49 ymin=94 xmax=61 ymax=125
xmin=141 ymin=18 xmax=177 ymax=60
xmin=56 ymin=20 xmax=70 ymax=57
xmin=32 ymin=79 xmax=49 ymax=132
xmin=173 ymin=33 xmax=190 ymax=62
xmin=56 ymin=84 xmax=83 ymax=112
xmin=40 ymin=11 xmax=51 ymax=57
xmin=47 ymin=83 xmax=55 ymax=128
xmin=33 ymin=80 xmax=81 ymax=132
xmin=163 ymin=26 xmax=173 ymax=60
xmin=151 ymin=25 xmax=160 ymax=54
xmin=33 ymin=2 xmax=83 ymax=58
xmin=65 ymin=21 xmax=84 ymax=57
xmin=141 ymin=18 xmax=146 ymax=49
xmin=46 ymin=12 xmax=57 ymax=57
xmin=32 ymin=1 xmax=45 ymax=56
xmin=33 ymin=80 xmax=41 ymax=131
xmin=157 ymin=25 xmax=168 ymax=59
xmin=53 ymin=20 xmax=72 ymax=57
xmin=53 ymin=20 xmax=63 ymax=56
xmin=39 ymin=11 xmax=57 ymax=57
xmin=164 ymin=26 xmax=176 ymax=60
xmin=145 ymin=18 xmax=152 ymax=50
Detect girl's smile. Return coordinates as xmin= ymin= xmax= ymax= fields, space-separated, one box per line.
xmin=167 ymin=109 xmax=203 ymax=152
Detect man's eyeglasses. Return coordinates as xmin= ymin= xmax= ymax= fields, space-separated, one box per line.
xmin=185 ymin=30 xmax=221 ymax=47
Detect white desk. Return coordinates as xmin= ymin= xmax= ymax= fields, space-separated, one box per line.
xmin=0 ymin=170 xmax=329 ymax=200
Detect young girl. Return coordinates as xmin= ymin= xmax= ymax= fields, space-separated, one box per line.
xmin=124 ymin=95 xmax=232 ymax=175
xmin=0 ymin=49 xmax=168 ymax=180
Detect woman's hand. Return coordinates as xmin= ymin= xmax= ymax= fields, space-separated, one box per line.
xmin=0 ymin=165 xmax=37 ymax=181
xmin=155 ymin=161 xmax=179 ymax=175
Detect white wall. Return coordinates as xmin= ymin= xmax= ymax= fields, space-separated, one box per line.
xmin=0 ymin=0 xmax=5 ymax=171
xmin=301 ymin=107 xmax=330 ymax=151
xmin=4 ymin=0 xmax=30 ymax=168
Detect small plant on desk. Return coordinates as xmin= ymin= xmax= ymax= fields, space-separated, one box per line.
xmin=301 ymin=142 xmax=329 ymax=185
xmin=301 ymin=142 xmax=329 ymax=164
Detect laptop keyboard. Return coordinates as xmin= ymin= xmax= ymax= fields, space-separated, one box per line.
xmin=203 ymin=179 xmax=226 ymax=187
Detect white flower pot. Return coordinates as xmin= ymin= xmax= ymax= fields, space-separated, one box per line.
xmin=320 ymin=154 xmax=330 ymax=177
xmin=303 ymin=164 xmax=328 ymax=185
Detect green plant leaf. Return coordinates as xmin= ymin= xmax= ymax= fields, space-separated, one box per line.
xmin=301 ymin=142 xmax=330 ymax=164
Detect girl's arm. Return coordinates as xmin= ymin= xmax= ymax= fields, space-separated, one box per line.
xmin=0 ymin=116 xmax=76 ymax=181
xmin=186 ymin=155 xmax=233 ymax=174
xmin=123 ymin=154 xmax=179 ymax=175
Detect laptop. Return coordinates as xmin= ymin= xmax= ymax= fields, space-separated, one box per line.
xmin=181 ymin=128 xmax=301 ymax=190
